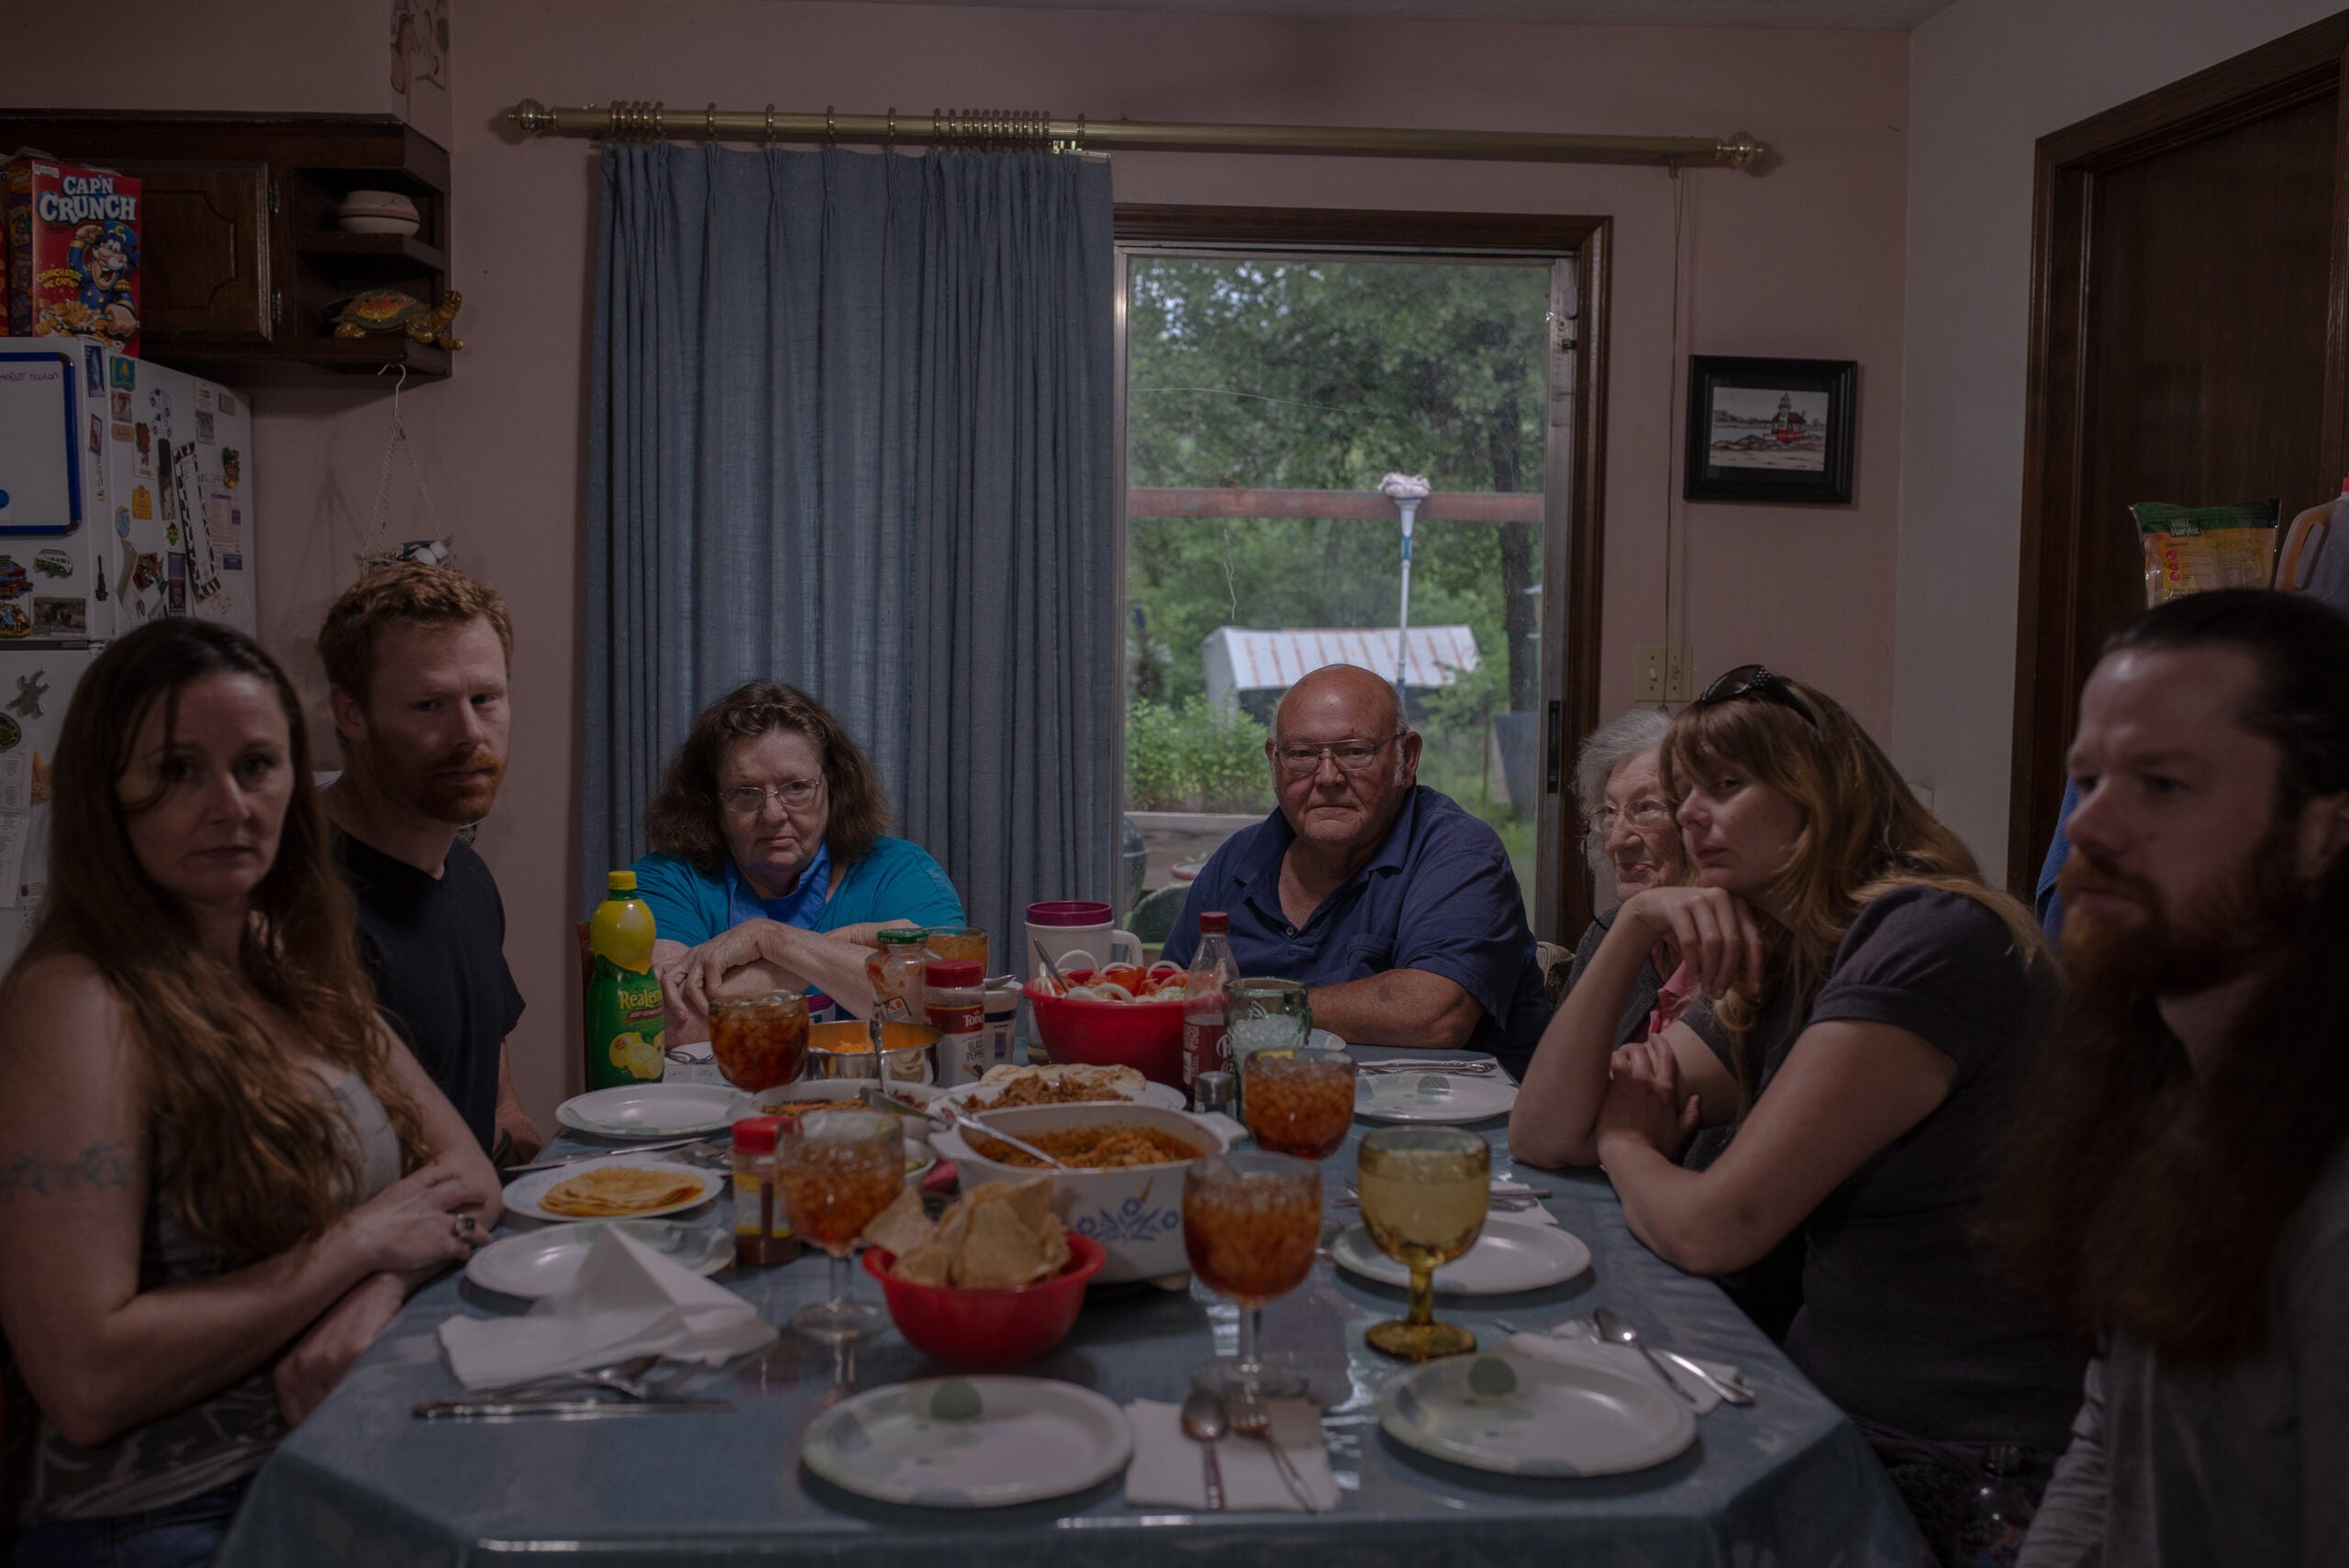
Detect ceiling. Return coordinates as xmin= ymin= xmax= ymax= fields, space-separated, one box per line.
xmin=799 ymin=0 xmax=1960 ymax=28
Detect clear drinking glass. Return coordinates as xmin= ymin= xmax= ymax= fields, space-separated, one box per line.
xmin=708 ymin=992 xmax=810 ymax=1095
xmin=1224 ymin=978 xmax=1311 ymax=1119
xmin=1242 ymin=1047 xmax=1357 ymax=1160
xmin=775 ymin=1108 xmax=903 ymax=1344
xmin=1356 ymin=1127 xmax=1489 ymax=1360
xmin=1183 ymin=1151 xmax=1320 ymax=1400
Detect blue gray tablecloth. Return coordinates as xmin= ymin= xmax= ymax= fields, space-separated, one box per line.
xmin=219 ymin=1050 xmax=1923 ymax=1566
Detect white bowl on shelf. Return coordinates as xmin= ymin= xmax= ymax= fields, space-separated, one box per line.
xmin=338 ymin=189 xmax=420 ymax=237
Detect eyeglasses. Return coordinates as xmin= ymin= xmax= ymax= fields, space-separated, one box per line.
xmin=719 ymin=779 xmax=822 ymax=815
xmin=1694 ymin=663 xmax=1819 ymax=729
xmin=1593 ymin=797 xmax=1673 ymax=833
xmin=1273 ymin=734 xmax=1402 ymax=777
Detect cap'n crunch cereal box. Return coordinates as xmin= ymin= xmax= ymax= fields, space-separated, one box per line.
xmin=6 ymin=154 xmax=141 ymax=355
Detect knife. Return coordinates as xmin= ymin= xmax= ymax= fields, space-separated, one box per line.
xmin=414 ymin=1396 xmax=734 ymax=1420
xmin=505 ymin=1137 xmax=708 ymax=1173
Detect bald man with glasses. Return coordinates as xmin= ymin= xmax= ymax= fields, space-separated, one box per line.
xmin=1161 ymin=664 xmax=1550 ymax=1074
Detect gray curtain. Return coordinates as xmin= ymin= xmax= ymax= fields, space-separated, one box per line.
xmin=582 ymin=144 xmax=1119 ymax=968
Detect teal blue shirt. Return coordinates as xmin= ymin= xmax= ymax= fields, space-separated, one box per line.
xmin=629 ymin=836 xmax=965 ymax=950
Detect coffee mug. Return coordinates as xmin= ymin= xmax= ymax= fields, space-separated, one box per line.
xmin=1026 ymin=900 xmax=1141 ymax=981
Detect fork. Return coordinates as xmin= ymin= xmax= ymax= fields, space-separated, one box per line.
xmin=436 ymin=1353 xmax=672 ymax=1409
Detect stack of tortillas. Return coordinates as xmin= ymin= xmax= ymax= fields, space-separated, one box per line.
xmin=863 ymin=1178 xmax=1073 ymax=1289
xmin=540 ymin=1165 xmax=707 ymax=1218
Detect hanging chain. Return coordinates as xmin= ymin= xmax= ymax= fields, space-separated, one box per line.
xmin=364 ymin=362 xmax=443 ymax=564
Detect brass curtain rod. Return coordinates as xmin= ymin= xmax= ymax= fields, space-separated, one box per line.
xmin=506 ymin=99 xmax=1765 ymax=171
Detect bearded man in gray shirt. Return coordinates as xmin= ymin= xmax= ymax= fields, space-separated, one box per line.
xmin=1998 ymin=588 xmax=2349 ymax=1568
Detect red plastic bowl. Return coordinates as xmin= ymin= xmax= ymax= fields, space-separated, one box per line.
xmin=1024 ymin=970 xmax=1188 ymax=1087
xmin=863 ymin=1231 xmax=1105 ymax=1370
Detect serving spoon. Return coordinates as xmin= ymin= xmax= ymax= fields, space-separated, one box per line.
xmin=858 ymin=1086 xmax=1071 ymax=1171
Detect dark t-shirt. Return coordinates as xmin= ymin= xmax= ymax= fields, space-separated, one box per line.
xmin=335 ymin=830 xmax=526 ymax=1156
xmin=1740 ymin=885 xmax=2083 ymax=1451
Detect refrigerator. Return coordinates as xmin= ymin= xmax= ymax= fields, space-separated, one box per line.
xmin=0 ymin=337 xmax=257 ymax=969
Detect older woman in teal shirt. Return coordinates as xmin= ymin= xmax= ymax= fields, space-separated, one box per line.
xmin=632 ymin=682 xmax=963 ymax=1040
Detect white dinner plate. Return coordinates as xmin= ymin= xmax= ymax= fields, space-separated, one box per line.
xmin=465 ymin=1220 xmax=733 ymax=1298
xmin=500 ymin=1157 xmax=723 ymax=1223
xmin=1308 ymin=1029 xmax=1347 ymax=1052
xmin=555 ymin=1083 xmax=751 ymax=1139
xmin=946 ymin=1078 xmax=1186 ymax=1111
xmin=1377 ymin=1350 xmax=1697 ymax=1476
xmin=800 ymin=1376 xmax=1134 ymax=1507
xmin=1332 ymin=1217 xmax=1591 ymax=1296
xmin=1353 ymin=1070 xmax=1519 ymax=1124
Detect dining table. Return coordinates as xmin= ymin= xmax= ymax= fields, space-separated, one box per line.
xmin=217 ymin=1045 xmax=1925 ymax=1567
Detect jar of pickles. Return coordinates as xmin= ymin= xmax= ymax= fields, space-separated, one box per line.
xmin=865 ymin=928 xmax=930 ymax=1026
xmin=730 ymin=1115 xmax=800 ymax=1267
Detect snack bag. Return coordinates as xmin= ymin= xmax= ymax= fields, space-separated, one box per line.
xmin=6 ymin=153 xmax=142 ymax=354
xmin=2132 ymin=499 xmax=2279 ymax=606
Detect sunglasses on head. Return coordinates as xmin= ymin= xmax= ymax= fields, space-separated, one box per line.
xmin=1694 ymin=663 xmax=1819 ymax=729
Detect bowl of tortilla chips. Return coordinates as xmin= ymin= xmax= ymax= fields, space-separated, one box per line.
xmin=928 ymin=1104 xmax=1242 ymax=1283
xmin=859 ymin=1179 xmax=1105 ymax=1369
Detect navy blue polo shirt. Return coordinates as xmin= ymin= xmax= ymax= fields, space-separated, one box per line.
xmin=1160 ymin=785 xmax=1550 ymax=1074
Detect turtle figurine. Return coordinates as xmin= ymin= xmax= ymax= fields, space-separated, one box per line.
xmin=331 ymin=288 xmax=465 ymax=350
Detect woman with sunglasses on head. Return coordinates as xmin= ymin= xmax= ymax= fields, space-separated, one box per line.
xmin=632 ymin=682 xmax=964 ymax=1040
xmin=1510 ymin=665 xmax=2084 ymax=1537
xmin=0 ymin=620 xmax=496 ymax=1566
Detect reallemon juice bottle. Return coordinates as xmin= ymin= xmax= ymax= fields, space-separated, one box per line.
xmin=586 ymin=871 xmax=666 ymax=1088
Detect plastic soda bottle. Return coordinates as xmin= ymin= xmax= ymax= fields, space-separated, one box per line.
xmin=1182 ymin=911 xmax=1239 ymax=1102
xmin=585 ymin=871 xmax=665 ymax=1088
xmin=1951 ymin=1444 xmax=2035 ymax=1568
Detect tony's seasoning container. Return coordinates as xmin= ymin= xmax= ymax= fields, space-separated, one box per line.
xmin=924 ymin=960 xmax=987 ymax=1086
xmin=730 ymin=1115 xmax=799 ymax=1267
xmin=865 ymin=928 xmax=930 ymax=1025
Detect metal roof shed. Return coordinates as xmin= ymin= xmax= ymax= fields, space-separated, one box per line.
xmin=1199 ymin=626 xmax=1481 ymax=717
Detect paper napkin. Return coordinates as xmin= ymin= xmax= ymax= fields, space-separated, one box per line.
xmin=1503 ymin=1330 xmax=1738 ymax=1415
xmin=439 ymin=1228 xmax=775 ymax=1389
xmin=1124 ymin=1398 xmax=1341 ymax=1512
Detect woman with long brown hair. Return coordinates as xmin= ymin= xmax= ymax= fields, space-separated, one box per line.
xmin=0 ymin=620 xmax=496 ymax=1565
xmin=1509 ymin=666 xmax=2083 ymax=1529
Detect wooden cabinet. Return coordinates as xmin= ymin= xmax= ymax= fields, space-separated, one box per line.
xmin=0 ymin=112 xmax=451 ymax=385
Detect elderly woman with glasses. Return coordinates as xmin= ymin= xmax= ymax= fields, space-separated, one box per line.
xmin=1557 ymin=708 xmax=1688 ymax=1038
xmin=630 ymin=682 xmax=964 ymax=1039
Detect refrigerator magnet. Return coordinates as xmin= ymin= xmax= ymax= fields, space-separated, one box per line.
xmin=110 ymin=358 xmax=134 ymax=392
xmin=0 ymin=714 xmax=17 ymax=751
xmin=83 ymin=346 xmax=102 ymax=396
xmin=195 ymin=410 xmax=215 ymax=444
xmin=7 ymin=673 xmax=44 ymax=722
xmin=110 ymin=391 xmax=129 ymax=421
xmin=132 ymin=487 xmax=151 ymax=521
xmin=31 ymin=597 xmax=85 ymax=638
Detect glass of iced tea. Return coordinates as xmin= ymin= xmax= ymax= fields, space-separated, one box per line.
xmin=708 ymin=992 xmax=809 ymax=1095
xmin=1356 ymin=1127 xmax=1489 ymax=1361
xmin=922 ymin=926 xmax=989 ymax=970
xmin=1182 ymin=1151 xmax=1320 ymax=1400
xmin=1242 ymin=1047 xmax=1357 ymax=1160
xmin=776 ymin=1108 xmax=903 ymax=1344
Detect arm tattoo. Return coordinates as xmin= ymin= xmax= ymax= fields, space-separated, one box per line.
xmin=1 ymin=1142 xmax=135 ymax=1201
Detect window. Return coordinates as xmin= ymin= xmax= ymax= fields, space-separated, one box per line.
xmin=1116 ymin=215 xmax=1595 ymax=947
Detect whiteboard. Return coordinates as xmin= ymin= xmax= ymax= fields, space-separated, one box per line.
xmin=0 ymin=349 xmax=82 ymax=535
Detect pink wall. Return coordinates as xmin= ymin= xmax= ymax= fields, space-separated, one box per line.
xmin=2 ymin=0 xmax=1909 ymax=1124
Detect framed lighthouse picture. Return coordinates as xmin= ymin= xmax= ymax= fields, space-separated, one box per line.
xmin=1684 ymin=355 xmax=1856 ymax=505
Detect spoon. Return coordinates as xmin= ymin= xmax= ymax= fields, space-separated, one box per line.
xmin=1032 ymin=939 xmax=1071 ymax=995
xmin=1224 ymin=1382 xmax=1317 ymax=1510
xmin=1178 ymin=1387 xmax=1227 ymax=1510
xmin=858 ymin=1086 xmax=1071 ymax=1171
xmin=1592 ymin=1307 xmax=1714 ymax=1407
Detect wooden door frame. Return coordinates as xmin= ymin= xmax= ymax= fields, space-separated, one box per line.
xmin=1111 ymin=206 xmax=1611 ymax=941
xmin=2010 ymin=13 xmax=2349 ymax=891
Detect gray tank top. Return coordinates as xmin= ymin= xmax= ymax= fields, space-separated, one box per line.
xmin=5 ymin=1069 xmax=403 ymax=1524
